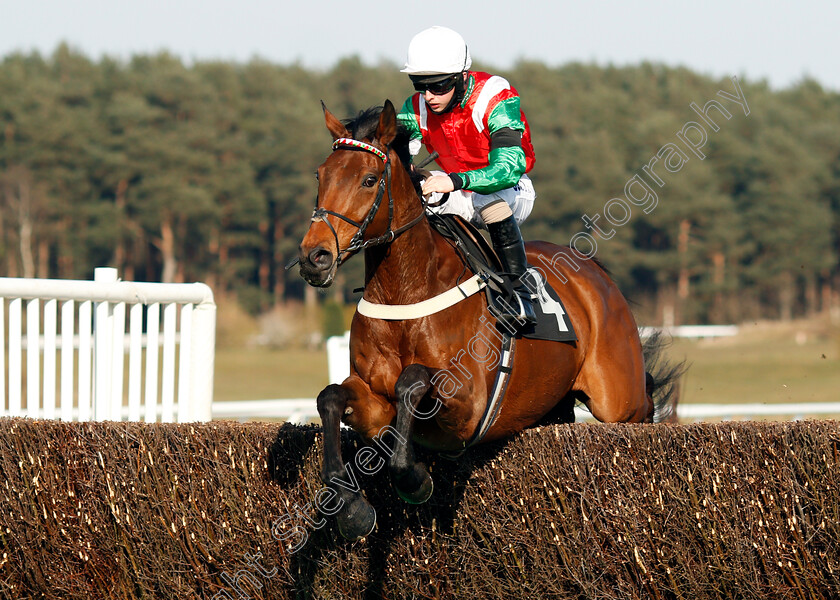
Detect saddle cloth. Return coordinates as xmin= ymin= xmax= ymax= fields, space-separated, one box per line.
xmin=427 ymin=214 xmax=577 ymax=343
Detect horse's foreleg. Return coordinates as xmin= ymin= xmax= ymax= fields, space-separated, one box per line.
xmin=316 ymin=383 xmax=376 ymax=541
xmin=389 ymin=364 xmax=436 ymax=504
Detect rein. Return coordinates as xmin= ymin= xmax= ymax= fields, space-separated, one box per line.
xmin=311 ymin=137 xmax=427 ymax=266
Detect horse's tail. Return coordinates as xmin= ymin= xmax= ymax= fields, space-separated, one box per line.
xmin=642 ymin=330 xmax=688 ymax=423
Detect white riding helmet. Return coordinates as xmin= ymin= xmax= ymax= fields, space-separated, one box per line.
xmin=401 ymin=26 xmax=472 ymax=75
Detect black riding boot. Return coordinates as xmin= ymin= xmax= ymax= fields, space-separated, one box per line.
xmin=486 ymin=216 xmax=537 ymax=330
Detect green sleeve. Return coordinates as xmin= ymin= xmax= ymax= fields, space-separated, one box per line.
xmin=396 ymin=96 xmax=423 ymax=144
xmin=459 ymin=97 xmax=526 ymax=194
xmin=486 ymin=95 xmax=526 ymax=134
xmin=462 ymin=146 xmax=527 ymax=194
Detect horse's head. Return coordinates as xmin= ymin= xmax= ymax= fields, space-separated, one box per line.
xmin=298 ymin=100 xmax=416 ymax=287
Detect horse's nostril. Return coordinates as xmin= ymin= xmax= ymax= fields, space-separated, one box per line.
xmin=308 ymin=247 xmax=333 ymax=269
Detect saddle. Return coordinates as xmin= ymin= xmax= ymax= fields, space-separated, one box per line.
xmin=427 ymin=214 xmax=577 ymax=343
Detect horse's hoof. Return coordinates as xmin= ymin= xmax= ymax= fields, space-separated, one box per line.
xmin=395 ymin=465 xmax=434 ymax=505
xmin=336 ymin=495 xmax=376 ymax=541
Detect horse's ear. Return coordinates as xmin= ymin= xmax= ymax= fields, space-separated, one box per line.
xmin=376 ymin=100 xmax=397 ymax=148
xmin=322 ymin=100 xmax=349 ymax=140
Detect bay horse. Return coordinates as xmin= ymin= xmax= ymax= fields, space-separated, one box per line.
xmin=297 ymin=100 xmax=680 ymax=541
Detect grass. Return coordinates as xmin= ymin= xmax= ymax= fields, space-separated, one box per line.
xmin=664 ymin=319 xmax=840 ymax=405
xmin=213 ymin=346 xmax=329 ymax=401
xmin=213 ymin=318 xmax=840 ymax=409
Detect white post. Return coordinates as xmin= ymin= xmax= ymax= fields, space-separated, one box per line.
xmin=177 ymin=303 xmax=193 ymax=423
xmin=0 ymin=299 xmax=5 ymax=417
xmin=161 ymin=302 xmax=177 ymax=422
xmin=326 ymin=331 xmax=351 ymax=384
xmin=110 ymin=301 xmax=126 ymax=419
xmin=78 ymin=301 xmax=92 ymax=421
xmin=43 ymin=298 xmax=57 ymax=419
xmin=127 ymin=303 xmax=143 ymax=421
xmin=144 ymin=303 xmax=160 ymax=422
xmin=190 ymin=297 xmax=216 ymax=422
xmin=26 ymin=299 xmax=40 ymax=418
xmin=60 ymin=300 xmax=75 ymax=421
xmin=9 ymin=298 xmax=22 ymax=417
xmin=94 ymin=267 xmax=118 ymax=421
xmin=0 ymin=297 xmax=4 ymax=417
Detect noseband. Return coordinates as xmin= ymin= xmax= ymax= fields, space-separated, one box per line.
xmin=311 ymin=137 xmax=426 ymax=266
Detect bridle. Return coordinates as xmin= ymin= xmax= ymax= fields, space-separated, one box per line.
xmin=311 ymin=137 xmax=426 ymax=266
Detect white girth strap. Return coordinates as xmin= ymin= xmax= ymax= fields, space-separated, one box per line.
xmin=357 ymin=273 xmax=487 ymax=320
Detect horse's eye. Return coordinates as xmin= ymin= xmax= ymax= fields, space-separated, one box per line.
xmin=362 ymin=175 xmax=377 ymax=188
xmin=314 ymin=171 xmax=319 ymax=181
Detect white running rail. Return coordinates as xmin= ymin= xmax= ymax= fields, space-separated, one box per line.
xmin=210 ymin=399 xmax=840 ymax=424
xmin=0 ymin=267 xmax=216 ymax=423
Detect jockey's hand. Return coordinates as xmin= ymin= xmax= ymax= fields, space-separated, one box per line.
xmin=421 ymin=174 xmax=455 ymax=196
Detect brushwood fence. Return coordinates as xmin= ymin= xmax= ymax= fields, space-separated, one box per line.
xmin=1 ymin=418 xmax=838 ymax=599
xmin=0 ymin=268 xmax=216 ymax=423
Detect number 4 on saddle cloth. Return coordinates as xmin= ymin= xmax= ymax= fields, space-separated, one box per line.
xmin=428 ymin=214 xmax=577 ymax=343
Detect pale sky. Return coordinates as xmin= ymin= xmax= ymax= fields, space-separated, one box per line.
xmin=0 ymin=0 xmax=837 ymax=91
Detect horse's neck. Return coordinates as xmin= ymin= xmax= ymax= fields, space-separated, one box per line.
xmin=362 ymin=217 xmax=455 ymax=305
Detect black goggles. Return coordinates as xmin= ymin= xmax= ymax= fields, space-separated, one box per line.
xmin=411 ymin=74 xmax=459 ymax=95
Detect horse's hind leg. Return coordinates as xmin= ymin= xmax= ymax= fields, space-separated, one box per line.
xmin=576 ymin=344 xmax=653 ymax=423
xmin=389 ymin=364 xmax=436 ymax=504
xmin=316 ymin=383 xmax=376 ymax=540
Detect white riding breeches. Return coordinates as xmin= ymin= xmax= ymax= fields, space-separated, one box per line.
xmin=425 ymin=172 xmax=535 ymax=227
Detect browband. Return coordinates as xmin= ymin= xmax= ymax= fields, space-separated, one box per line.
xmin=332 ymin=137 xmax=388 ymax=163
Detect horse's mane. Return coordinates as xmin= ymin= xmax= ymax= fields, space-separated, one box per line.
xmin=342 ymin=106 xmax=423 ymax=191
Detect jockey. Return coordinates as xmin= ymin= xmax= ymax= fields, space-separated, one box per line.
xmin=397 ymin=25 xmax=537 ymax=329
